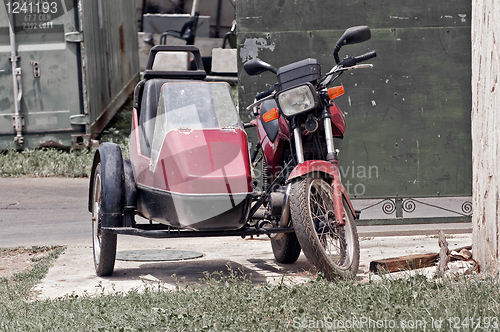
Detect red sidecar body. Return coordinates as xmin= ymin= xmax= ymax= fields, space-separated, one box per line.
xmin=130 ymin=51 xmax=253 ymax=231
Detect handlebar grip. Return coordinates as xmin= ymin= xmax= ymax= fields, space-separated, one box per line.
xmin=255 ymin=85 xmax=276 ymax=101
xmin=354 ymin=50 xmax=377 ymax=64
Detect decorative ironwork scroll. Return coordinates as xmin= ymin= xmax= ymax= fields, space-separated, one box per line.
xmin=360 ymin=197 xmax=472 ymax=218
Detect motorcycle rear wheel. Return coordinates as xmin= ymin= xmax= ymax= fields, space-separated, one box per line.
xmin=290 ymin=177 xmax=359 ymax=280
xmin=271 ymin=232 xmax=301 ymax=263
xmin=261 ymin=159 xmax=302 ymax=264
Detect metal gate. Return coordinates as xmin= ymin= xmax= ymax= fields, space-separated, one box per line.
xmin=236 ymin=0 xmax=472 ymax=224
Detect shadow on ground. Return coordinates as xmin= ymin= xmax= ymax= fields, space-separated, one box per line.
xmin=104 ymin=256 xmax=315 ymax=286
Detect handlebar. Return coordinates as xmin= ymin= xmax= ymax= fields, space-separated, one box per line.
xmin=246 ymin=85 xmax=277 ymax=111
xmin=247 ymin=49 xmax=376 ymax=110
xmin=340 ymin=51 xmax=377 ymax=68
xmin=354 ymin=50 xmax=377 ymax=64
xmin=255 ymin=84 xmax=277 ymax=101
xmin=321 ymin=50 xmax=376 ymax=87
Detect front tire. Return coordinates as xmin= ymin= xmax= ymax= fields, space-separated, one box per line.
xmin=290 ymin=177 xmax=359 ymax=280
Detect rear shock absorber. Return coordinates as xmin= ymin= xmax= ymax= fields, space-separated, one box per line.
xmin=262 ymin=160 xmax=272 ymax=191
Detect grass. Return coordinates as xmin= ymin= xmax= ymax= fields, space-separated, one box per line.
xmin=0 ymin=246 xmax=65 ymax=304
xmin=0 ymin=147 xmax=97 ymax=177
xmin=0 ymin=99 xmax=132 ymax=178
xmin=0 ymin=258 xmax=499 ymax=331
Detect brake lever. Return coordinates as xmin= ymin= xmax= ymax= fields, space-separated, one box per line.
xmin=245 ymin=91 xmax=276 ymax=111
xmin=324 ymin=63 xmax=372 ymax=77
xmin=320 ymin=63 xmax=373 ymax=88
xmin=345 ymin=64 xmax=373 ymax=70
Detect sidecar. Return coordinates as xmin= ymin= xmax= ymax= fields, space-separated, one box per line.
xmin=131 ymin=47 xmax=254 ymax=232
xmin=89 ymin=46 xmax=266 ymax=276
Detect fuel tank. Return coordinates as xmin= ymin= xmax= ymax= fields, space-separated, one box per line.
xmin=256 ymin=99 xmax=289 ymax=177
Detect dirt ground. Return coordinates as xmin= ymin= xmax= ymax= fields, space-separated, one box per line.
xmin=0 ymin=247 xmax=55 ymax=279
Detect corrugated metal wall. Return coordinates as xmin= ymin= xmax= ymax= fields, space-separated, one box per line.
xmin=0 ymin=0 xmax=82 ymax=149
xmin=237 ymin=0 xmax=472 ymax=199
xmin=81 ymin=0 xmax=139 ymax=138
xmin=0 ymin=0 xmax=138 ymax=149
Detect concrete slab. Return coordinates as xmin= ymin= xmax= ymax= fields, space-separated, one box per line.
xmin=0 ymin=177 xmax=473 ymax=298
xmin=34 ymin=233 xmax=472 ymax=299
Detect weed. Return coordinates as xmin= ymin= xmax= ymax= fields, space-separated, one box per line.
xmin=0 ymin=261 xmax=499 ymax=331
xmin=427 ymin=234 xmax=456 ymax=239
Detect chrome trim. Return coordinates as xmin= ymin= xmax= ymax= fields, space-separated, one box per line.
xmin=324 ymin=117 xmax=335 ymax=155
xmin=293 ymin=127 xmax=305 ymax=163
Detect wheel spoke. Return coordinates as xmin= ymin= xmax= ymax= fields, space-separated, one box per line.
xmin=309 ymin=181 xmax=351 ymax=266
xmin=292 ymin=177 xmax=359 ymax=280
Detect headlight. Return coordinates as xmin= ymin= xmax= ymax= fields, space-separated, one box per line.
xmin=277 ymin=83 xmax=319 ymax=117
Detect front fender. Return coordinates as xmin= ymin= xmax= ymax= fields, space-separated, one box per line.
xmin=88 ymin=143 xmax=125 ymax=214
xmin=287 ymin=160 xmax=357 ymax=219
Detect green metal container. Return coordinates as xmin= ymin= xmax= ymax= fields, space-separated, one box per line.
xmin=0 ymin=0 xmax=139 ymax=149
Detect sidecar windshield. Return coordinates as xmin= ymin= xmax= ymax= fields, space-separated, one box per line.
xmin=149 ymin=81 xmax=243 ymax=170
xmin=157 ymin=81 xmax=241 ymax=132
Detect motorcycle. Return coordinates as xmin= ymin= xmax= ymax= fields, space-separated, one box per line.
xmin=88 ymin=26 xmax=375 ymax=281
xmin=243 ymin=25 xmax=376 ymax=279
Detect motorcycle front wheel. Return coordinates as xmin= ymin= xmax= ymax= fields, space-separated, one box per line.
xmin=290 ymin=177 xmax=359 ymax=280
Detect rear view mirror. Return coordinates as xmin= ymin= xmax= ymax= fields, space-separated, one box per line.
xmin=334 ymin=26 xmax=371 ymax=64
xmin=336 ymin=26 xmax=371 ymax=47
xmin=243 ymin=58 xmax=278 ymax=75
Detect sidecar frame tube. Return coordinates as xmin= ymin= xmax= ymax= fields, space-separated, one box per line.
xmin=101 ymin=226 xmax=295 ymax=239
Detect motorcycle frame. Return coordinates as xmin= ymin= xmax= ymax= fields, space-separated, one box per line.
xmin=252 ymin=101 xmax=357 ymax=225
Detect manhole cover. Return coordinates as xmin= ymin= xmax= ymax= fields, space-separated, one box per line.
xmin=116 ymin=249 xmax=203 ymax=262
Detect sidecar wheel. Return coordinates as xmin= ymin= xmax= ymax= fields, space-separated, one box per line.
xmin=290 ymin=177 xmax=359 ymax=280
xmin=271 ymin=232 xmax=301 ymax=264
xmin=90 ymin=144 xmax=124 ymax=276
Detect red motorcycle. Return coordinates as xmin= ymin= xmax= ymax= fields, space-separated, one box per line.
xmin=244 ymin=26 xmax=376 ymax=279
xmin=88 ymin=26 xmax=375 ymax=280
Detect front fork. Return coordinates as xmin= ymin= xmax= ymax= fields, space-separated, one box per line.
xmin=328 ymin=152 xmax=345 ymax=227
xmin=323 ymin=109 xmax=345 ymax=227
xmin=291 ymin=108 xmax=346 ymax=227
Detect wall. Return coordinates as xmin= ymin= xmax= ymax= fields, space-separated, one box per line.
xmin=472 ymin=0 xmax=500 ymax=271
xmin=81 ymin=0 xmax=140 ymax=139
xmin=237 ymin=1 xmax=472 ymax=199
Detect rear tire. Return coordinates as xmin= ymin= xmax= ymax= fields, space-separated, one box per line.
xmin=262 ymin=158 xmax=302 ymax=264
xmin=290 ymin=177 xmax=359 ymax=280
xmin=271 ymin=232 xmax=301 ymax=264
